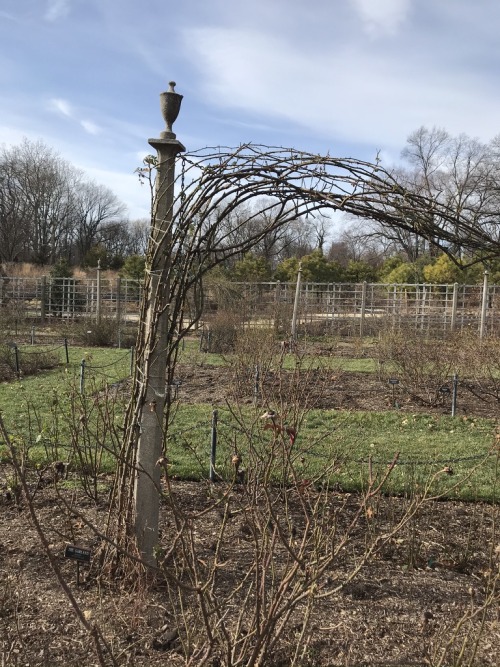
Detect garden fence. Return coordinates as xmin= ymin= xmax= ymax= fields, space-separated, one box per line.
xmin=0 ymin=273 xmax=499 ymax=338
xmin=0 ymin=274 xmax=142 ymax=324
xmin=202 ymin=276 xmax=499 ymax=339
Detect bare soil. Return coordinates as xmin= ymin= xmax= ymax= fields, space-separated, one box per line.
xmin=1 ymin=361 xmax=499 ymax=666
xmin=1 ymin=477 xmax=499 ymax=666
xmin=175 ymin=362 xmax=499 ymax=419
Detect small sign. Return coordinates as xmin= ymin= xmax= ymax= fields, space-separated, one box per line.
xmin=388 ymin=378 xmax=399 ymax=385
xmin=65 ymin=545 xmax=91 ymax=563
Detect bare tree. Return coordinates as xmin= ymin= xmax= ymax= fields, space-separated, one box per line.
xmin=338 ymin=209 xmax=429 ymax=263
xmin=0 ymin=139 xmax=76 ymax=264
xmin=401 ymin=126 xmax=499 ymax=258
xmin=70 ymin=181 xmax=126 ymax=263
xmin=127 ymin=218 xmax=150 ymax=255
xmin=0 ymin=138 xmax=128 ymax=265
xmin=308 ymin=212 xmax=331 ymax=252
xmin=338 ymin=127 xmax=500 ymax=264
xmin=216 ymin=202 xmax=316 ymax=269
xmin=94 ymin=219 xmax=138 ymax=264
xmin=0 ymin=148 xmax=30 ymax=262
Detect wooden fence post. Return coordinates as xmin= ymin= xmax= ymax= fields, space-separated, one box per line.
xmin=96 ymin=261 xmax=102 ymax=323
xmin=291 ymin=263 xmax=302 ymax=341
xmin=479 ymin=271 xmax=489 ymax=339
xmin=116 ymin=276 xmax=122 ymax=324
xmin=40 ymin=276 xmax=47 ymax=323
xmin=360 ymin=281 xmax=367 ymax=337
xmin=450 ymin=282 xmax=458 ymax=332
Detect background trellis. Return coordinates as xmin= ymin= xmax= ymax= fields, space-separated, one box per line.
xmin=1 ymin=275 xmax=498 ymax=338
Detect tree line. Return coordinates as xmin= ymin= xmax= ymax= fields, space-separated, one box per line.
xmin=0 ymin=138 xmax=149 ymax=267
xmin=2 ymin=126 xmax=500 ymax=283
xmin=219 ymin=248 xmax=499 ymax=285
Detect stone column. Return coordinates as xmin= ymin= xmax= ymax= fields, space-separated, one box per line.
xmin=133 ymin=83 xmax=185 ymax=564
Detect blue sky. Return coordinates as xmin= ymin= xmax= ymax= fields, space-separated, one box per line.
xmin=1 ymin=0 xmax=500 ymax=220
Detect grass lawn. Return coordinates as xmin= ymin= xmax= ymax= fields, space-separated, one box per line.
xmin=2 ymin=343 xmax=130 ymax=391
xmin=164 ymin=403 xmax=498 ymax=502
xmin=177 ymin=338 xmax=379 ymax=372
xmin=0 ymin=344 xmax=497 ymax=502
xmin=0 ymin=346 xmax=131 ymax=461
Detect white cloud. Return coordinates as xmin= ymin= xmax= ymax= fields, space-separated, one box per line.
xmin=3 ymin=0 xmax=500 ymax=220
xmin=80 ymin=120 xmax=101 ymax=135
xmin=47 ymin=98 xmax=103 ymax=137
xmin=350 ymin=0 xmax=412 ymax=36
xmin=182 ymin=24 xmax=500 ymax=154
xmin=44 ymin=0 xmax=71 ymax=22
xmin=48 ymin=97 xmax=73 ymax=118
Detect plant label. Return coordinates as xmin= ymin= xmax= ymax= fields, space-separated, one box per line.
xmin=64 ymin=545 xmax=91 ymax=563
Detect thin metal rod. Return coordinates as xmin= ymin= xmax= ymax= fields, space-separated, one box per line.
xmin=210 ymin=410 xmax=218 ymax=482
xmin=451 ymin=373 xmax=458 ymax=417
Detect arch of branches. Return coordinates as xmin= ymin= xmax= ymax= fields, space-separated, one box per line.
xmin=111 ymin=144 xmax=500 ymax=558
xmin=151 ymin=142 xmax=499 ymax=361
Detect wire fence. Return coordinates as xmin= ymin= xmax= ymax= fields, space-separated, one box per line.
xmin=202 ymin=277 xmax=500 ymax=339
xmin=1 ymin=274 xmax=499 ymax=338
xmin=0 ymin=274 xmax=142 ymax=324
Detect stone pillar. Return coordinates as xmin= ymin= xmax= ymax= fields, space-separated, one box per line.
xmin=133 ymin=83 xmax=185 ymax=564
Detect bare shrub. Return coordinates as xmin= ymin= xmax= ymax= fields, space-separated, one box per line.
xmin=0 ymin=342 xmax=59 ymax=381
xmin=205 ymin=310 xmax=245 ymax=353
xmin=71 ymin=318 xmax=120 ymax=347
xmin=457 ymin=335 xmax=500 ymax=405
xmin=226 ymin=327 xmax=277 ymax=400
xmin=1 ymin=368 xmax=498 ymax=665
xmin=151 ymin=403 xmax=474 ymax=667
xmin=428 ymin=557 xmax=500 ymax=667
xmin=376 ymin=328 xmax=460 ymax=406
xmin=0 ymin=299 xmax=31 ymax=338
xmin=56 ymin=381 xmax=123 ymax=501
xmin=273 ymin=301 xmax=294 ymax=337
xmin=0 ymin=414 xmax=118 ymax=667
xmin=7 ymin=375 xmax=124 ymax=503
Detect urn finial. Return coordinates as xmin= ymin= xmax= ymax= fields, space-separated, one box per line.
xmin=159 ymin=81 xmax=183 ymax=139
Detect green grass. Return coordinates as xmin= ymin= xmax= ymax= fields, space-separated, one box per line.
xmin=177 ymin=338 xmax=378 ymax=372
xmin=0 ymin=343 xmax=498 ymax=502
xmin=160 ymin=403 xmax=498 ymax=502
xmin=0 ymin=346 xmax=131 ymax=463
xmin=1 ymin=344 xmax=131 ymax=397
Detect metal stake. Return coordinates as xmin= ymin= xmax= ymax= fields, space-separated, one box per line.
xmin=254 ymin=365 xmax=260 ymax=406
xmin=210 ymin=410 xmax=218 ymax=482
xmin=451 ymin=373 xmax=458 ymax=417
xmin=80 ymin=359 xmax=85 ymax=394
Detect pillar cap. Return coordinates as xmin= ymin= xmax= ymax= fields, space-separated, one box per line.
xmin=148 ymin=137 xmax=186 ymax=153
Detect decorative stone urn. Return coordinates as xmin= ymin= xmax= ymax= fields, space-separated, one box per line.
xmin=159 ymin=81 xmax=183 ymax=139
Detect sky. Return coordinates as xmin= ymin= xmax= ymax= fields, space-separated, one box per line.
xmin=1 ymin=0 xmax=500 ymax=221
